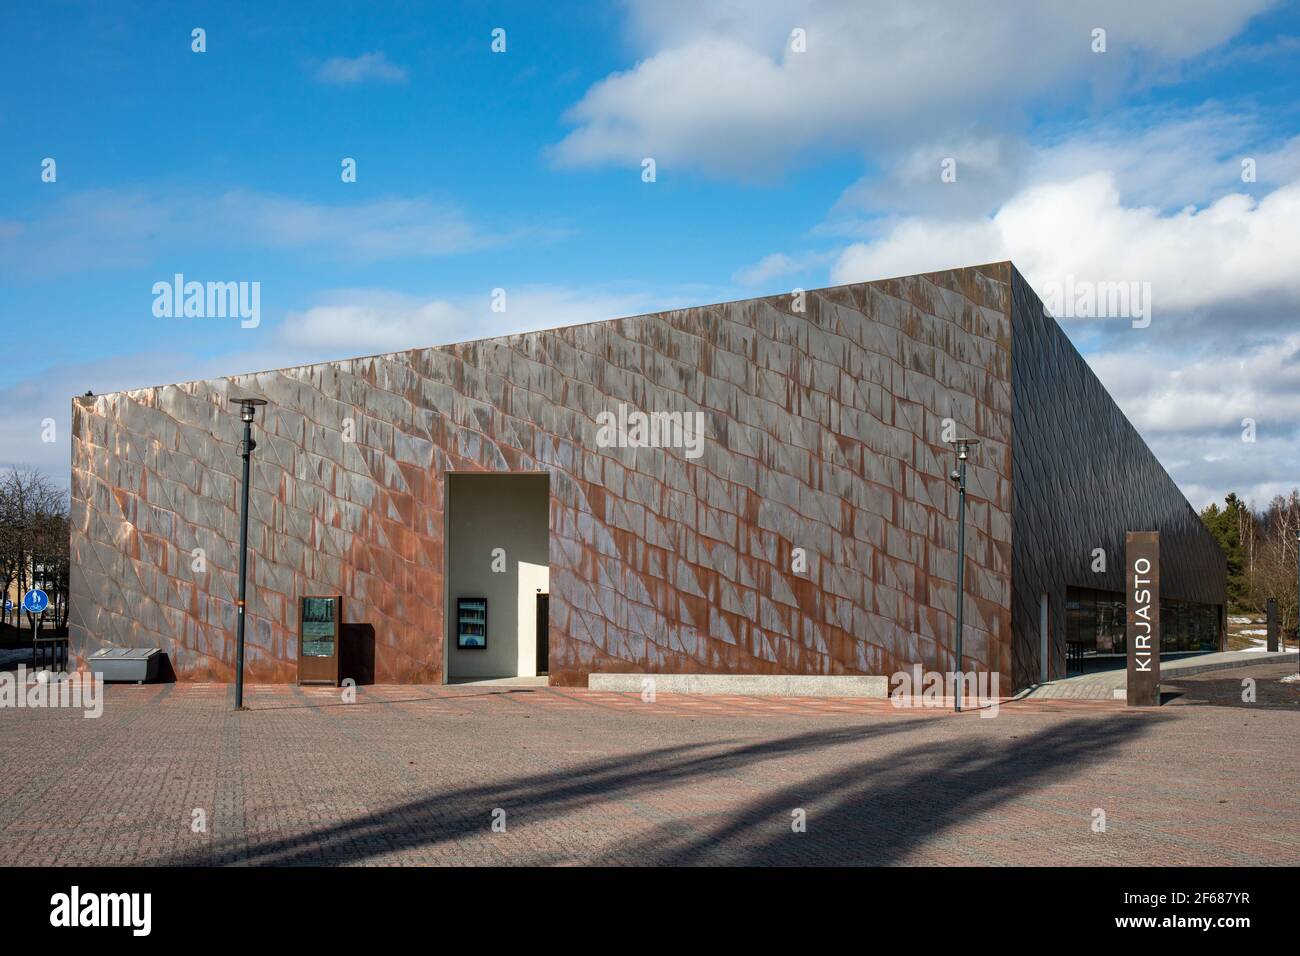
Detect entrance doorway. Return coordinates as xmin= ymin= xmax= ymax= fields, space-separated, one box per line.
xmin=444 ymin=473 xmax=550 ymax=682
xmin=536 ymin=594 xmax=549 ymax=675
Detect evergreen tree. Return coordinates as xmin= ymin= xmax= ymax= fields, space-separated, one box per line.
xmin=1199 ymin=494 xmax=1249 ymax=611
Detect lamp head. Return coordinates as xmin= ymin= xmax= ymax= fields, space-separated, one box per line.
xmin=947 ymin=436 xmax=981 ymax=462
xmin=231 ymin=397 xmax=267 ymax=423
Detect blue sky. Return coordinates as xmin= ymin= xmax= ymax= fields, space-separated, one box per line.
xmin=3 ymin=0 xmax=1299 ymax=507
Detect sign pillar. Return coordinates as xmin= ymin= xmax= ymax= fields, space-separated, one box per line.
xmin=1125 ymin=532 xmax=1160 ymax=707
xmin=1266 ymin=597 xmax=1279 ymax=652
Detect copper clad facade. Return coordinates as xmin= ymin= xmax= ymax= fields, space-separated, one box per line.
xmin=68 ymin=262 xmax=1222 ymax=689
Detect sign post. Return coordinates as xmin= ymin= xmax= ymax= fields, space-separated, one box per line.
xmin=23 ymin=589 xmax=50 ymax=667
xmin=1125 ymin=532 xmax=1160 ymax=707
xmin=23 ymin=588 xmax=49 ymax=623
xmin=1266 ymin=597 xmax=1278 ymax=652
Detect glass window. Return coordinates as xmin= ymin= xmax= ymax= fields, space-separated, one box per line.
xmin=1064 ymin=587 xmax=1219 ymax=659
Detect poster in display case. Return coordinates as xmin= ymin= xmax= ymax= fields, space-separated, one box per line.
xmin=457 ymin=597 xmax=487 ymax=649
xmin=298 ymin=595 xmax=342 ymax=685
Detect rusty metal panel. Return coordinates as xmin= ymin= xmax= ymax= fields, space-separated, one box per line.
xmin=70 ymin=265 xmax=1019 ymax=686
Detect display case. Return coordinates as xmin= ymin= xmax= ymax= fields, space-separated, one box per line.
xmin=457 ymin=597 xmax=487 ymax=649
xmin=298 ymin=595 xmax=342 ymax=685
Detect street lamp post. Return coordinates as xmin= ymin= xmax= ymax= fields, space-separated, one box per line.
xmin=231 ymin=397 xmax=267 ymax=710
xmin=948 ymin=437 xmax=980 ymax=712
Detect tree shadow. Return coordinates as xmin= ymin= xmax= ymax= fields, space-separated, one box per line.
xmin=607 ymin=714 xmax=1150 ymax=864
xmin=244 ymin=687 xmax=540 ymax=712
xmin=161 ymin=710 xmax=1158 ymax=866
xmin=162 ymin=719 xmax=931 ymax=865
xmin=1163 ymin=667 xmax=1300 ymax=711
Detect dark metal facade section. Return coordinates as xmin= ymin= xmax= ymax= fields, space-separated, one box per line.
xmin=70 ymin=265 xmax=1015 ymax=685
xmin=1008 ymin=267 xmax=1226 ymax=688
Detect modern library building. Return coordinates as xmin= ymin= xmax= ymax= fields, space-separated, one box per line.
xmin=69 ymin=262 xmax=1226 ymax=691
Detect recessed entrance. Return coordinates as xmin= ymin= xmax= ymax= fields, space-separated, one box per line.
xmin=536 ymin=594 xmax=549 ymax=676
xmin=445 ymin=473 xmax=550 ymax=682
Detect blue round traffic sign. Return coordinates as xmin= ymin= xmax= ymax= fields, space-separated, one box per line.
xmin=22 ymin=589 xmax=49 ymax=614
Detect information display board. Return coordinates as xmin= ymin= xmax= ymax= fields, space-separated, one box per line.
xmin=299 ymin=595 xmax=342 ymax=685
xmin=457 ymin=597 xmax=487 ymax=649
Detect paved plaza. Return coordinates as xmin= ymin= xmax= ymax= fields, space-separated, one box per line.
xmin=0 ymin=663 xmax=1296 ymax=866
xmin=1022 ymin=650 xmax=1297 ymax=699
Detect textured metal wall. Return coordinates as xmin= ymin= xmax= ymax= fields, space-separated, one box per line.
xmin=70 ymin=265 xmax=1015 ymax=686
xmin=1008 ymin=267 xmax=1226 ymax=688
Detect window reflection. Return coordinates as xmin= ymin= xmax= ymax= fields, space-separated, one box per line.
xmin=1065 ymin=586 xmax=1219 ymax=667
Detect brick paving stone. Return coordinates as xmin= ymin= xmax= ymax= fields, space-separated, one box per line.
xmin=0 ymin=667 xmax=1296 ymax=866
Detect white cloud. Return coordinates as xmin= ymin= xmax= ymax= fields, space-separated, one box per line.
xmin=551 ymin=0 xmax=1277 ymax=176
xmin=0 ymin=189 xmax=532 ymax=277
xmin=831 ymin=171 xmax=1300 ymax=319
xmin=211 ymin=191 xmax=493 ymax=261
xmin=732 ymin=249 xmax=835 ymax=287
xmin=1140 ymin=428 xmax=1299 ymax=511
xmin=277 ymin=286 xmax=671 ymax=355
xmin=830 ymin=112 xmax=1300 ymax=222
xmin=1024 ymin=114 xmax=1300 ymax=211
xmin=1089 ymin=335 xmax=1300 ymax=435
xmin=280 ymin=294 xmax=464 ymax=354
xmin=312 ymin=52 xmax=408 ymax=85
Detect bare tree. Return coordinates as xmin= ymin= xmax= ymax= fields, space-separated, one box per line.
xmin=1251 ymin=491 xmax=1300 ymax=640
xmin=0 ymin=467 xmax=69 ymax=633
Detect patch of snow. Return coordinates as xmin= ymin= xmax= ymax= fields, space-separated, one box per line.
xmin=0 ymin=647 xmax=33 ymax=668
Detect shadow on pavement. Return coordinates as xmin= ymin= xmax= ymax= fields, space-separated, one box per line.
xmin=1164 ymin=663 xmax=1300 ymax=711
xmin=610 ymin=713 xmax=1148 ymax=864
xmin=162 ymin=710 xmax=1158 ymax=866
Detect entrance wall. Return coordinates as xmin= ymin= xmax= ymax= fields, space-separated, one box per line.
xmin=446 ymin=474 xmax=549 ymax=680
